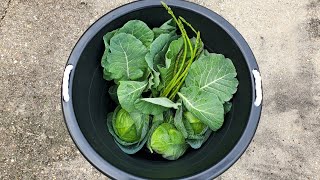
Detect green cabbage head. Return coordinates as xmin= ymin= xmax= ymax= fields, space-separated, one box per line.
xmin=150 ymin=123 xmax=187 ymax=160
xmin=184 ymin=111 xmax=207 ymax=135
xmin=107 ymin=106 xmax=150 ymax=154
xmin=114 ymin=108 xmax=140 ymax=142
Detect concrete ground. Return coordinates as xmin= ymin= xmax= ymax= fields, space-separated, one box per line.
xmin=0 ymin=0 xmax=319 ymax=179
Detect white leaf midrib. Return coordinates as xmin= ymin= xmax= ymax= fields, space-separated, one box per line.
xmin=178 ymin=93 xmax=215 ymax=117
xmin=118 ymin=43 xmax=130 ymax=78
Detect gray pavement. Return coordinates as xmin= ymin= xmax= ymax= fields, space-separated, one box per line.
xmin=0 ymin=0 xmax=319 ymax=179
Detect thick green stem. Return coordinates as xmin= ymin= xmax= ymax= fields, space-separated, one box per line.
xmin=173 ymin=49 xmax=184 ymax=75
xmin=169 ymin=61 xmax=193 ymax=100
xmin=161 ymin=33 xmax=188 ymax=97
xmin=161 ymin=2 xmax=203 ymax=100
xmin=168 ymin=32 xmax=201 ymax=100
xmin=163 ymin=24 xmax=195 ymax=96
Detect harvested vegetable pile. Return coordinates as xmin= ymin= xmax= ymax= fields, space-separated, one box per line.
xmin=101 ymin=2 xmax=238 ymax=160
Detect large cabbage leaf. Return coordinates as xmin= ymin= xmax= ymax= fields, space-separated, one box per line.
xmin=117 ymin=20 xmax=154 ymax=47
xmin=145 ymin=34 xmax=172 ymax=89
xmin=178 ymin=86 xmax=224 ymax=131
xmin=117 ymin=81 xmax=148 ymax=112
xmin=106 ymin=33 xmax=148 ymax=81
xmin=185 ymin=54 xmax=239 ymax=102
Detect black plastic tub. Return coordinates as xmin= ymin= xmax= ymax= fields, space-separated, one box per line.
xmin=61 ymin=0 xmax=263 ymax=179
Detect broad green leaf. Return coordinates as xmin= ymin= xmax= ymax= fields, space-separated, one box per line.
xmin=118 ymin=20 xmax=154 ymax=47
xmin=140 ymin=97 xmax=181 ymax=109
xmin=153 ymin=19 xmax=176 ymax=38
xmin=153 ymin=35 xmax=180 ymax=91
xmin=113 ymin=134 xmax=148 ymax=154
xmin=174 ymin=105 xmax=188 ymax=138
xmin=145 ymin=34 xmax=172 ymax=89
xmin=154 ymin=34 xmax=180 ymax=70
xmin=158 ymin=37 xmax=184 ymax=87
xmin=186 ymin=130 xmax=212 ymax=149
xmin=178 ymin=86 xmax=224 ymax=131
xmin=134 ymin=99 xmax=168 ymax=116
xmin=165 ymin=37 xmax=184 ymax=69
xmin=224 ymin=101 xmax=232 ymax=114
xmin=101 ymin=29 xmax=118 ymax=68
xmin=108 ymin=85 xmax=118 ymax=104
xmin=185 ymin=54 xmax=239 ymax=102
xmin=159 ymin=19 xmax=176 ymax=30
xmin=101 ymin=29 xmax=119 ymax=81
xmin=107 ymin=33 xmax=148 ymax=81
xmin=146 ymin=34 xmax=172 ymax=70
xmin=117 ymin=81 xmax=148 ymax=112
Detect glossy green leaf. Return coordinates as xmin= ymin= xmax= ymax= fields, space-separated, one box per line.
xmin=178 ymin=86 xmax=224 ymax=131
xmin=185 ymin=54 xmax=239 ymax=102
xmin=117 ymin=81 xmax=148 ymax=112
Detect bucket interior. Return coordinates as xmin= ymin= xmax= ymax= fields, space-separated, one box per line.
xmin=71 ymin=5 xmax=253 ymax=179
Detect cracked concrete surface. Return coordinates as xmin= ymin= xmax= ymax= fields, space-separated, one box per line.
xmin=0 ymin=0 xmax=319 ymax=179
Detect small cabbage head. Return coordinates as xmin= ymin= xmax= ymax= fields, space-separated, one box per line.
xmin=107 ymin=106 xmax=150 ymax=154
xmin=184 ymin=111 xmax=207 ymax=135
xmin=114 ymin=108 xmax=140 ymax=143
xmin=150 ymin=123 xmax=187 ymax=160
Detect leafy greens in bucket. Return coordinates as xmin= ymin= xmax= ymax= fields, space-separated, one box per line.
xmin=103 ymin=2 xmax=238 ymax=160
